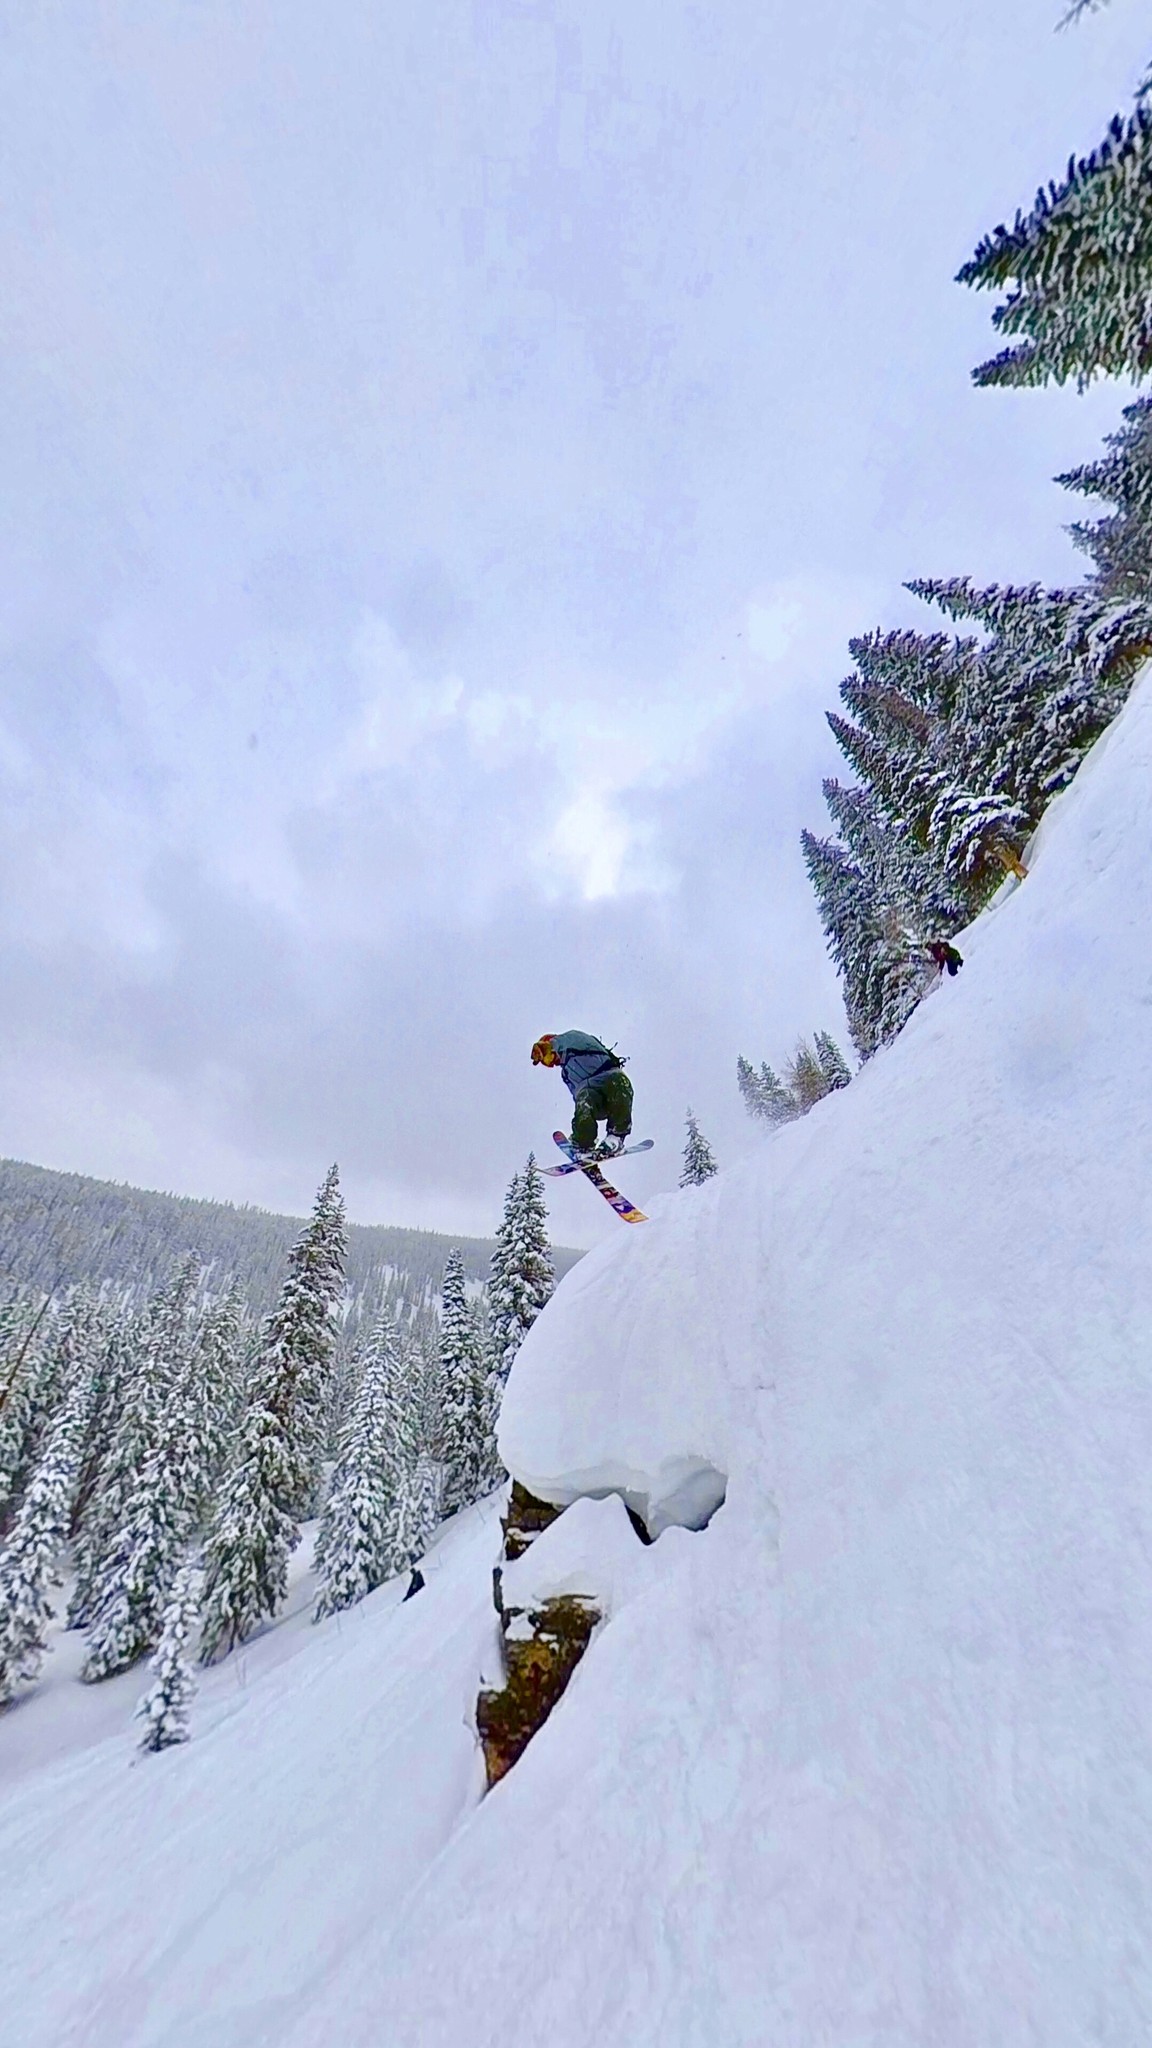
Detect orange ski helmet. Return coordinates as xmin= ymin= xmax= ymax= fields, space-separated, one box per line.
xmin=531 ymin=1034 xmax=559 ymax=1067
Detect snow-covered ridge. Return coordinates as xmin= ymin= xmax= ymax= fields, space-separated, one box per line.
xmin=4 ymin=666 xmax=1152 ymax=2046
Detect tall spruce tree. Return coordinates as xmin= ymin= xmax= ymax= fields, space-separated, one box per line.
xmin=910 ymin=576 xmax=1152 ymax=847
xmin=736 ymin=1055 xmax=794 ymax=1124
xmin=186 ymin=1284 xmax=248 ymax=1508
xmin=408 ymin=1453 xmax=444 ymax=1564
xmin=801 ymin=830 xmax=924 ymax=1058
xmin=134 ymin=1559 xmax=200 ymax=1753
xmin=80 ymin=1308 xmax=222 ymax=1682
xmin=260 ymin=1164 xmax=347 ymax=1520
xmin=826 ymin=625 xmax=1006 ymax=920
xmin=313 ymin=1312 xmax=422 ymax=1619
xmin=782 ymin=1042 xmax=836 ymax=1111
xmin=680 ymin=1111 xmax=719 ymax=1186
xmin=0 ymin=1331 xmax=99 ymax=1704
xmin=801 ymin=557 xmax=1152 ymax=1061
xmin=438 ymin=1250 xmax=487 ymax=1516
xmin=1061 ymin=396 xmax=1152 ymax=601
xmin=81 ymin=1446 xmax=188 ymax=1680
xmin=198 ymin=1167 xmax=347 ymax=1660
xmin=466 ymin=1293 xmax=501 ymax=1492
xmin=0 ymin=1295 xmax=54 ymax=1531
xmin=958 ymin=95 xmax=1152 ymax=389
xmin=69 ymin=1256 xmax=201 ymax=1636
xmin=814 ymin=1032 xmax=852 ymax=1092
xmin=197 ymin=1399 xmax=300 ymax=1663
xmin=487 ymin=1159 xmax=554 ymax=1389
xmin=412 ymin=1322 xmax=446 ymax=1468
xmin=71 ymin=1306 xmax=138 ymax=1549
xmin=478 ymin=1160 xmax=557 ymax=1496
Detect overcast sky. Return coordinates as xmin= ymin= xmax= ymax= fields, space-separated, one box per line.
xmin=0 ymin=0 xmax=1146 ymax=1247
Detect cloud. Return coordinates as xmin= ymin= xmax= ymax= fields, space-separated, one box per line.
xmin=746 ymin=595 xmax=804 ymax=664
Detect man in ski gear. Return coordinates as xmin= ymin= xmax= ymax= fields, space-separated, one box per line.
xmin=532 ymin=1031 xmax=634 ymax=1162
xmin=927 ymin=940 xmax=964 ymax=977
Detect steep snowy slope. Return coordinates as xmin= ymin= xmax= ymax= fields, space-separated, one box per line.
xmin=0 ymin=1501 xmax=505 ymax=2047
xmin=284 ymin=664 xmax=1152 ymax=2046
xmin=3 ymin=668 xmax=1151 ymax=2047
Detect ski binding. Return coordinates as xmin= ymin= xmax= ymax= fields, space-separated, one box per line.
xmin=547 ymin=1133 xmax=648 ymax=1224
xmin=540 ymin=1138 xmax=654 ymax=1178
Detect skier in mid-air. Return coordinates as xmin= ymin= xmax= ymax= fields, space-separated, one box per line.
xmin=531 ymin=1031 xmax=633 ymax=1163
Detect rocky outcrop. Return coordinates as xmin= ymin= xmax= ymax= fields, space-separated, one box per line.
xmin=500 ymin=1479 xmax=562 ymax=1561
xmin=476 ymin=1589 xmax=600 ymax=1789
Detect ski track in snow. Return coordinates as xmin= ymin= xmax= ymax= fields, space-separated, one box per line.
xmin=4 ymin=671 xmax=1152 ymax=2043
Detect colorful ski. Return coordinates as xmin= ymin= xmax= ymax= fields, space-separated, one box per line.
xmin=550 ymin=1133 xmax=647 ymax=1224
xmin=540 ymin=1138 xmax=654 ymax=1178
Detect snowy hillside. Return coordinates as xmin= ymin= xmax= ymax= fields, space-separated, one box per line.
xmin=4 ymin=666 xmax=1152 ymax=2044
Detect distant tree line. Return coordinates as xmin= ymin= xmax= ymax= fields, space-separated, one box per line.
xmin=0 ymin=1155 xmax=580 ymax=1312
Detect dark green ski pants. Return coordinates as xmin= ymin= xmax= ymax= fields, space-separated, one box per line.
xmin=571 ymin=1069 xmax=633 ymax=1151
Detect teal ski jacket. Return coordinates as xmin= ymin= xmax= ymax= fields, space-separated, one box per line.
xmin=551 ymin=1031 xmax=625 ymax=1101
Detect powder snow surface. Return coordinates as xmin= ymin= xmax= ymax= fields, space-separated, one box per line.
xmin=5 ymin=673 xmax=1152 ymax=2045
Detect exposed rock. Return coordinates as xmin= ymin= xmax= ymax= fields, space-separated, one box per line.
xmin=501 ymin=1479 xmax=563 ymax=1561
xmin=476 ymin=1593 xmax=600 ymax=1789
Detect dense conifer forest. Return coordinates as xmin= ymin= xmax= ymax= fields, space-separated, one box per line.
xmin=0 ymin=1155 xmax=563 ymax=1709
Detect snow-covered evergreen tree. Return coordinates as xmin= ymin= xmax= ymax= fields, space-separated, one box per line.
xmin=81 ymin=1280 xmax=238 ymax=1680
xmin=466 ymin=1293 xmax=500 ymax=1497
xmin=69 ymin=1257 xmax=201 ymax=1636
xmin=198 ymin=1168 xmax=347 ymax=1660
xmin=409 ymin=1451 xmax=444 ymax=1557
xmin=738 ymin=1038 xmax=852 ymax=1124
xmin=824 ymin=625 xmax=1005 ymax=923
xmin=783 ymin=1042 xmax=835 ymax=1111
xmin=1061 ymin=396 xmax=1152 ymax=602
xmin=958 ymin=95 xmax=1152 ymax=389
xmin=313 ymin=1312 xmax=416 ymax=1619
xmin=910 ymin=575 xmax=1152 ymax=853
xmin=0 ymin=1341 xmax=98 ymax=1704
xmin=412 ymin=1322 xmax=445 ymax=1464
xmin=801 ymin=831 xmax=921 ymax=1059
xmin=814 ymin=1031 xmax=852 ymax=1092
xmin=821 ymin=776 xmax=962 ymax=940
xmin=134 ymin=1559 xmax=199 ymax=1753
xmin=487 ymin=1160 xmax=554 ymax=1385
xmin=680 ymin=1111 xmax=718 ymax=1186
xmin=80 ymin=1382 xmax=202 ymax=1682
xmin=736 ymin=1055 xmax=794 ymax=1123
xmin=380 ymin=1443 xmax=442 ymax=1592
xmin=802 ymin=559 xmax=1152 ymax=1062
xmin=257 ymin=1164 xmax=347 ymax=1520
xmin=183 ymin=1284 xmax=248 ymax=1520
xmin=438 ymin=1250 xmax=486 ymax=1516
xmin=197 ymin=1400 xmax=301 ymax=1662
xmin=0 ymin=1295 xmax=53 ymax=1529
xmin=71 ymin=1305 xmax=138 ymax=1547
